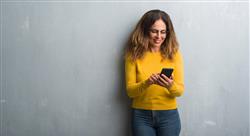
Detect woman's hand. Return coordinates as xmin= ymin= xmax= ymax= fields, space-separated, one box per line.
xmin=146 ymin=74 xmax=160 ymax=85
xmin=156 ymin=74 xmax=174 ymax=89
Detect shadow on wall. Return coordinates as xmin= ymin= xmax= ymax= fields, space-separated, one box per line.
xmin=115 ymin=34 xmax=133 ymax=136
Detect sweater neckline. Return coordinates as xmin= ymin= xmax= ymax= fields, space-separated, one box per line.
xmin=148 ymin=51 xmax=161 ymax=55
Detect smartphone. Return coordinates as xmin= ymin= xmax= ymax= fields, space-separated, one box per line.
xmin=160 ymin=68 xmax=174 ymax=78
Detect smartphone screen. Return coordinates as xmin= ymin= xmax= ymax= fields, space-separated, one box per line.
xmin=160 ymin=68 xmax=174 ymax=78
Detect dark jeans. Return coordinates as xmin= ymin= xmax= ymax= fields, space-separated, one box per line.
xmin=132 ymin=108 xmax=181 ymax=136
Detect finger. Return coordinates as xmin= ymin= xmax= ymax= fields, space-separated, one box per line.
xmin=151 ymin=75 xmax=158 ymax=82
xmin=156 ymin=79 xmax=164 ymax=86
xmin=152 ymin=74 xmax=159 ymax=81
xmin=160 ymin=74 xmax=169 ymax=81
xmin=158 ymin=76 xmax=169 ymax=86
xmin=150 ymin=74 xmax=159 ymax=84
xmin=149 ymin=76 xmax=157 ymax=84
xmin=148 ymin=78 xmax=154 ymax=84
xmin=157 ymin=79 xmax=168 ymax=87
xmin=170 ymin=74 xmax=174 ymax=80
xmin=161 ymin=74 xmax=172 ymax=82
xmin=153 ymin=73 xmax=159 ymax=78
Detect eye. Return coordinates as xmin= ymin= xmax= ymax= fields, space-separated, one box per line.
xmin=150 ymin=29 xmax=167 ymax=34
xmin=161 ymin=31 xmax=166 ymax=34
xmin=150 ymin=29 xmax=158 ymax=33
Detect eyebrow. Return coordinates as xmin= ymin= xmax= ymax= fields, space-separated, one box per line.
xmin=150 ymin=29 xmax=166 ymax=31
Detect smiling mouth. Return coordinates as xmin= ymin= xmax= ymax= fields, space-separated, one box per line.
xmin=154 ymin=40 xmax=162 ymax=44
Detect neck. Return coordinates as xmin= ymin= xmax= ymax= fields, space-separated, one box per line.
xmin=150 ymin=47 xmax=160 ymax=52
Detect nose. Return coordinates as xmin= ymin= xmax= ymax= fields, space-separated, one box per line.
xmin=156 ymin=32 xmax=161 ymax=38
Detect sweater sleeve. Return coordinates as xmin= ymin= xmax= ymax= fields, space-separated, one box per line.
xmin=167 ymin=51 xmax=185 ymax=97
xmin=125 ymin=56 xmax=149 ymax=98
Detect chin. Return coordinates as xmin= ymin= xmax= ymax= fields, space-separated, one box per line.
xmin=153 ymin=43 xmax=162 ymax=47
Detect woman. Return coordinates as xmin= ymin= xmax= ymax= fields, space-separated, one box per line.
xmin=125 ymin=9 xmax=184 ymax=136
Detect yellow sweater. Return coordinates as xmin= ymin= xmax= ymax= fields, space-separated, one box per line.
xmin=125 ymin=50 xmax=184 ymax=110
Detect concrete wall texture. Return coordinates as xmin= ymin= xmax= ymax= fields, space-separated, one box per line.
xmin=0 ymin=1 xmax=249 ymax=136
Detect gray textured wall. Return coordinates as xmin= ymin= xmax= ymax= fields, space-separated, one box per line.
xmin=0 ymin=1 xmax=249 ymax=136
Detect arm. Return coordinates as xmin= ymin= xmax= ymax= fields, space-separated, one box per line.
xmin=168 ymin=51 xmax=185 ymax=97
xmin=125 ymin=56 xmax=149 ymax=98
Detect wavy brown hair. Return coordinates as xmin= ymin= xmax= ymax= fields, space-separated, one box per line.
xmin=125 ymin=9 xmax=179 ymax=61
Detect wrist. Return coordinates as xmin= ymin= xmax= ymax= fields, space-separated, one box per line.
xmin=166 ymin=81 xmax=174 ymax=90
xmin=146 ymin=79 xmax=153 ymax=86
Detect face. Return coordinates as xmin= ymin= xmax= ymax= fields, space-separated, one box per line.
xmin=148 ymin=19 xmax=167 ymax=50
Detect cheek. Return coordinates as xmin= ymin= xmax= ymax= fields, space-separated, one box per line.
xmin=161 ymin=35 xmax=166 ymax=39
xmin=149 ymin=33 xmax=155 ymax=39
xmin=149 ymin=35 xmax=156 ymax=42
